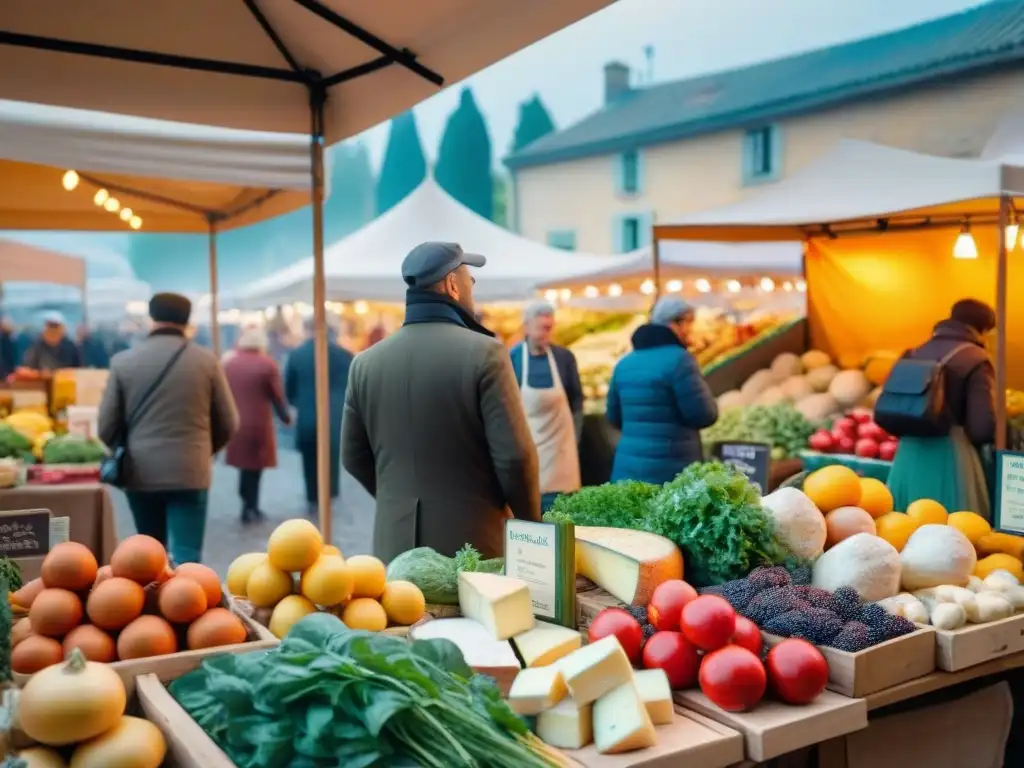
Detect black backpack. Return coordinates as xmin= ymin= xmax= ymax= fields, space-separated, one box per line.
xmin=873 ymin=344 xmax=972 ymax=439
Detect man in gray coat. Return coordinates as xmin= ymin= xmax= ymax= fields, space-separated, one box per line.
xmin=342 ymin=242 xmax=540 ymax=561
xmin=99 ymin=293 xmax=238 ymax=565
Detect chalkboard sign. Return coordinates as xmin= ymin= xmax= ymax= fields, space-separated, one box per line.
xmin=0 ymin=509 xmax=51 ymax=557
xmin=712 ymin=441 xmax=771 ymax=494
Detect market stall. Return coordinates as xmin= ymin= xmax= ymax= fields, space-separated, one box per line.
xmin=0 ymin=238 xmax=87 ymax=319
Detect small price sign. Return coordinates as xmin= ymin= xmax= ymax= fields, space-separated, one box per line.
xmin=994 ymin=450 xmax=1024 ymax=535
xmin=0 ymin=509 xmax=51 ymax=558
xmin=712 ymin=441 xmax=772 ymax=494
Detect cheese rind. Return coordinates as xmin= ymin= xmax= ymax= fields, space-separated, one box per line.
xmin=557 ymin=635 xmax=633 ymax=704
xmin=575 ymin=526 xmax=684 ymax=606
xmin=593 ymin=682 xmax=657 ymax=754
xmin=633 ymin=668 xmax=673 ymax=725
xmin=512 ymin=621 xmax=582 ymax=667
xmin=458 ymin=571 xmax=535 ymax=640
xmin=536 ymin=698 xmax=593 ymax=750
xmin=508 ymin=666 xmax=567 ymax=715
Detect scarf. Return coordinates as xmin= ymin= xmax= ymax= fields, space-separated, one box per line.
xmin=403 ymin=288 xmax=495 ymax=338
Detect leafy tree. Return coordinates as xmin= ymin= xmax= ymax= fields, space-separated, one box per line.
xmin=374 ymin=111 xmax=427 ymax=216
xmin=435 ymin=88 xmax=493 ymax=220
xmin=492 ymin=174 xmax=509 ymax=229
xmin=511 ymin=94 xmax=556 ymax=153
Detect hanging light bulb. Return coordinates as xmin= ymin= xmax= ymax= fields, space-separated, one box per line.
xmin=726 ymin=279 xmax=741 ymax=293
xmin=559 ymin=288 xmax=572 ymax=301
xmin=104 ymin=196 xmax=120 ymax=213
xmin=607 ymin=283 xmax=623 ymax=297
xmin=795 ymin=279 xmax=807 ymax=293
xmin=61 ymin=170 xmax=79 ymax=191
xmin=354 ymin=301 xmax=369 ymax=315
xmin=953 ymin=224 xmax=978 ymax=260
xmin=782 ymin=281 xmax=794 ymax=292
xmin=640 ymin=279 xmax=655 ymax=295
xmin=666 ymin=279 xmax=683 ymax=293
xmin=129 ymin=215 xmax=142 ymax=230
xmin=544 ymin=289 xmax=558 ymax=302
xmin=119 ymin=207 xmax=133 ymax=222
xmin=584 ymin=285 xmax=599 ymax=298
xmin=695 ymin=278 xmax=711 ymax=293
xmin=1007 ymin=216 xmax=1019 ymax=252
xmin=760 ymin=277 xmax=775 ymax=292
xmin=93 ymin=188 xmax=109 ymax=206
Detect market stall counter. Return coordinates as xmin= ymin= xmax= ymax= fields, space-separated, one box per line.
xmin=0 ymin=482 xmax=116 ymax=575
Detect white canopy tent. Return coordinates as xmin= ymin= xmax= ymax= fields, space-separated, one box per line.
xmin=227 ymin=178 xmax=632 ymax=308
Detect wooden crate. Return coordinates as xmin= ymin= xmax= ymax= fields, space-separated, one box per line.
xmin=762 ymin=627 xmax=936 ymax=698
xmin=559 ymin=708 xmax=744 ymax=768
xmin=576 ymin=582 xmax=625 ymax=631
xmin=930 ymin=612 xmax=1024 ymax=672
xmin=674 ymin=689 xmax=867 ymax=763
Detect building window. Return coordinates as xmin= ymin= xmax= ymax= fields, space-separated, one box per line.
xmin=621 ymin=217 xmax=641 ymax=251
xmin=616 ymin=150 xmax=642 ymax=195
xmin=742 ymin=125 xmax=782 ymax=184
xmin=613 ymin=212 xmax=652 ymax=253
xmin=547 ymin=230 xmax=577 ymax=251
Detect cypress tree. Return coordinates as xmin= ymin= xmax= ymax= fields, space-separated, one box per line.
xmin=435 ymin=88 xmax=494 ymax=220
xmin=511 ymin=94 xmax=556 ymax=153
xmin=374 ymin=111 xmax=427 ymax=216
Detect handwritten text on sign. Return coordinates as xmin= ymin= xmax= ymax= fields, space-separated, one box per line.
xmin=998 ymin=454 xmax=1024 ymax=534
xmin=0 ymin=510 xmax=51 ymax=557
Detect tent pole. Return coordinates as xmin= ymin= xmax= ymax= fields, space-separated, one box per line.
xmin=996 ymin=196 xmax=1009 ymax=452
xmin=651 ymin=232 xmax=661 ymax=303
xmin=309 ymin=85 xmax=332 ymax=542
xmin=207 ymin=217 xmax=221 ymax=358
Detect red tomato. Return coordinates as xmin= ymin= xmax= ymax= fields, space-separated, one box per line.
xmin=588 ymin=608 xmax=644 ymax=663
xmin=765 ymin=639 xmax=829 ymax=705
xmin=680 ymin=595 xmax=736 ymax=651
xmin=698 ymin=645 xmax=767 ymax=712
xmin=730 ymin=616 xmax=763 ymax=656
xmin=647 ymin=580 xmax=698 ymax=631
xmin=641 ymin=631 xmax=700 ymax=689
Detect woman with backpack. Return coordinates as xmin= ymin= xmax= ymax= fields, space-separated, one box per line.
xmin=879 ymin=299 xmax=997 ymax=518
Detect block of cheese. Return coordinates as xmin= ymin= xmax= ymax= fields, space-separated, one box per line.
xmin=508 ymin=665 xmax=567 ymax=715
xmin=633 ymin=668 xmax=673 ymax=725
xmin=576 ymin=526 xmax=684 ymax=606
xmin=558 ymin=635 xmax=633 ymax=704
xmin=458 ymin=571 xmax=535 ymax=640
xmin=512 ymin=621 xmax=582 ymax=667
xmin=536 ymin=698 xmax=593 ymax=750
xmin=408 ymin=618 xmax=521 ymax=695
xmin=593 ymin=682 xmax=657 ymax=754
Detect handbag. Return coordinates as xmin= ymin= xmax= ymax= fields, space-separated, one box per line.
xmin=100 ymin=342 xmax=189 ymax=487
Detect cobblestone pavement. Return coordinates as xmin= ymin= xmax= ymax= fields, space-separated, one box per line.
xmin=109 ymin=448 xmax=376 ymax=577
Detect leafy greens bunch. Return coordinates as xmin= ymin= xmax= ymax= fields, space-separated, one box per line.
xmin=543 ymin=480 xmax=660 ymax=529
xmin=170 ymin=613 xmax=557 ymax=768
xmin=701 ymin=403 xmax=815 ymax=460
xmin=385 ymin=544 xmax=504 ymax=605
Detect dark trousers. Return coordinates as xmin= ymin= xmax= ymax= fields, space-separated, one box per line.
xmin=299 ymin=442 xmax=340 ymax=504
xmin=125 ymin=489 xmax=208 ymax=566
xmin=239 ymin=469 xmax=263 ymax=510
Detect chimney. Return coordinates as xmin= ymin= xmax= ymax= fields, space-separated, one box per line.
xmin=604 ymin=61 xmax=631 ymax=105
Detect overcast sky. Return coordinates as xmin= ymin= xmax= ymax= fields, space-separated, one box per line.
xmin=356 ymin=0 xmax=988 ymax=170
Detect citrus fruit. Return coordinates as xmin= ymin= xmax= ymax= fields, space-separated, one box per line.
xmin=269 ymin=595 xmax=318 ymax=639
xmin=300 ymin=555 xmax=354 ymax=607
xmin=346 ymin=555 xmax=387 ymax=599
xmin=906 ymin=499 xmax=948 ymax=526
xmin=947 ymin=511 xmax=992 ymax=548
xmin=246 ymin=561 xmax=293 ymax=607
xmin=857 ymin=478 xmax=893 ymax=518
xmin=267 ymin=519 xmax=324 ymax=572
xmin=974 ymin=553 xmax=1024 ymax=582
xmin=380 ymin=580 xmax=426 ymax=626
xmin=225 ymin=553 xmax=267 ymax=598
xmin=342 ymin=598 xmax=388 ymax=632
xmin=874 ymin=512 xmax=920 ymax=552
xmin=803 ymin=465 xmax=862 ymax=513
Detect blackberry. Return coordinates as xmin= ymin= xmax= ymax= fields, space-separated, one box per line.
xmin=857 ymin=603 xmax=889 ymax=629
xmin=799 ymin=608 xmax=844 ymax=644
xmin=788 ymin=564 xmax=813 ymax=586
xmin=626 ymin=605 xmax=649 ymax=624
xmin=791 ymin=586 xmax=840 ymax=614
xmin=642 ymin=623 xmax=657 ymax=640
xmin=869 ymin=614 xmax=916 ymax=644
xmin=832 ymin=586 xmax=863 ymax=621
xmin=747 ymin=566 xmax=792 ymax=593
xmin=828 ymin=620 xmax=872 ymax=653
xmin=743 ymin=586 xmax=809 ymax=626
xmin=764 ymin=610 xmax=815 ymax=640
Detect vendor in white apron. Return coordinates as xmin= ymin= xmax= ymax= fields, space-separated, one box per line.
xmin=511 ymin=300 xmax=584 ymax=512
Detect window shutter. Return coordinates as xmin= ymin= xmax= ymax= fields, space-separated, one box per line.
xmin=613 ymin=155 xmax=626 ymax=195
xmin=740 ymin=131 xmax=754 ymax=185
xmin=770 ymin=125 xmax=784 ymax=180
xmin=634 ymin=150 xmax=645 ymax=195
xmin=611 ymin=215 xmax=624 ymax=253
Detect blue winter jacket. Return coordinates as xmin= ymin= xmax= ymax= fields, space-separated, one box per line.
xmin=606 ymin=324 xmax=718 ymax=485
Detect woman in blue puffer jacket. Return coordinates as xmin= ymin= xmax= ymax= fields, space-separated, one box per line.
xmin=606 ymin=297 xmax=718 ymax=484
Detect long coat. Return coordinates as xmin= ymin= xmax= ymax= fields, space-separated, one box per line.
xmin=98 ymin=330 xmax=239 ymax=491
xmin=284 ymin=338 xmax=354 ymax=449
xmin=342 ymin=322 xmax=541 ymax=562
xmin=223 ymin=349 xmax=289 ymax=470
xmin=606 ymin=324 xmax=718 ymax=485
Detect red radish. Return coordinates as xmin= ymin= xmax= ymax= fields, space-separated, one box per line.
xmin=835 ymin=435 xmax=856 ymax=454
xmin=833 ymin=417 xmax=858 ymax=437
xmin=730 ymin=616 xmax=763 ymax=656
xmin=642 ymin=631 xmax=700 ymax=689
xmin=878 ymin=441 xmax=899 ymax=462
xmin=765 ymin=639 xmax=829 ymax=705
xmin=699 ymin=645 xmax=767 ymax=712
xmin=854 ymin=438 xmax=879 ymax=459
xmin=680 ymin=595 xmax=736 ymax=652
xmin=588 ymin=608 xmax=644 ymax=663
xmin=808 ymin=430 xmax=834 ymax=453
xmin=647 ymin=580 xmax=699 ymax=632
xmin=849 ymin=409 xmax=872 ymax=424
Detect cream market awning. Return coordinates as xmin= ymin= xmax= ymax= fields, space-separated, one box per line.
xmin=0 ymin=237 xmax=85 ymax=287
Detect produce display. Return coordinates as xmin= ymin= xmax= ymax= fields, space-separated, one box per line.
xmin=39 ymin=434 xmax=105 ymax=465
xmin=385 ymin=544 xmax=504 ymax=605
xmin=226 ymin=518 xmax=427 ymax=636
xmin=0 ymin=425 xmax=30 ymax=461
xmin=9 ymin=536 xmax=249 ymax=673
xmin=807 ymin=408 xmax=900 ymax=461
xmin=701 ymin=403 xmax=817 ymax=460
xmin=3 ymin=411 xmax=54 ymax=444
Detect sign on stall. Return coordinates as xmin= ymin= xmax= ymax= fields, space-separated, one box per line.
xmin=504 ymin=519 xmax=576 ymax=628
xmin=993 ymin=449 xmax=1024 ymax=535
xmin=712 ymin=441 xmax=771 ymax=493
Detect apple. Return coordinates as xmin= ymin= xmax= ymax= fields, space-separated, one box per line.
xmin=808 ymin=430 xmax=834 ymax=453
xmin=854 ymin=438 xmax=879 ymax=459
xmin=878 ymin=440 xmax=899 ymax=461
